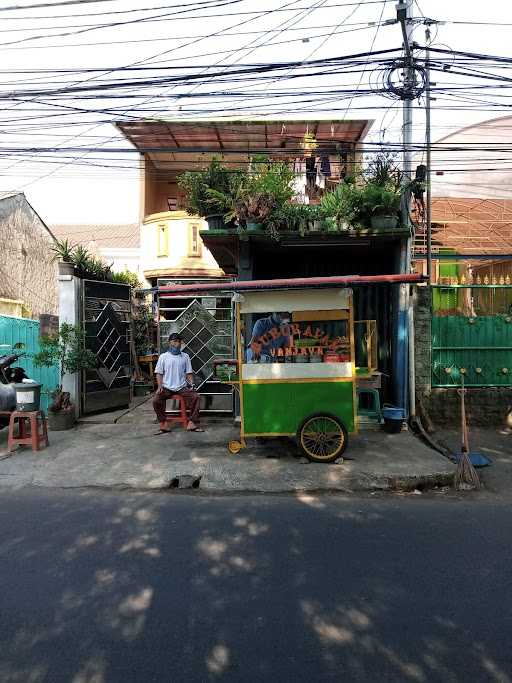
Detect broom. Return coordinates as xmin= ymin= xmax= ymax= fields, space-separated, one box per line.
xmin=454 ymin=372 xmax=481 ymax=490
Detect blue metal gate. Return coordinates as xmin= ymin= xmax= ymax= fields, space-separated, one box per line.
xmin=0 ymin=314 xmax=59 ymax=411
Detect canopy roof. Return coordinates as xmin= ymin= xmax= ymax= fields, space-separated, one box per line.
xmin=116 ymin=118 xmax=372 ymax=172
xmin=239 ymin=288 xmax=351 ymax=314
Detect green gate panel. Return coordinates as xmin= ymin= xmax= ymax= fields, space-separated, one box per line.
xmin=432 ymin=315 xmax=512 ymax=387
xmin=243 ymin=381 xmax=355 ymax=435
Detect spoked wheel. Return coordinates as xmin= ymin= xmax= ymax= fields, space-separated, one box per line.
xmin=297 ymin=413 xmax=348 ymax=463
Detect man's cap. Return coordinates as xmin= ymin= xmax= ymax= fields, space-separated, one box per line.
xmin=168 ymin=332 xmax=184 ymax=341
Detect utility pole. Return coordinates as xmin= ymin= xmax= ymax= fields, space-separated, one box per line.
xmin=395 ymin=0 xmax=415 ymax=417
xmin=397 ymin=0 xmax=414 ymax=183
xmin=425 ymin=26 xmax=432 ymax=283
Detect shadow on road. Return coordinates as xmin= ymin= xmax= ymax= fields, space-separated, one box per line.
xmin=0 ymin=491 xmax=510 ymax=682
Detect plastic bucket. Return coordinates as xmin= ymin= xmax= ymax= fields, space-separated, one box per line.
xmin=14 ymin=383 xmax=42 ymax=412
xmin=382 ymin=406 xmax=405 ymax=433
xmin=382 ymin=407 xmax=405 ymax=420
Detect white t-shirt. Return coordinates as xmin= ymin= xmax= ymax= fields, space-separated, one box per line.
xmin=155 ymin=351 xmax=193 ymax=391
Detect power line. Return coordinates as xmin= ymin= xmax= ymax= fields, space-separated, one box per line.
xmin=0 ymin=0 xmax=120 ymax=11
xmin=13 ymin=0 xmax=367 ymax=187
xmin=7 ymin=0 xmax=312 ymax=184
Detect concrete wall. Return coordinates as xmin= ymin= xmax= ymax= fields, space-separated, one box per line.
xmin=0 ymin=194 xmax=57 ymax=317
xmin=140 ymin=211 xmax=224 ymax=283
xmin=58 ymin=272 xmax=81 ymax=417
xmin=414 ymin=285 xmax=512 ymax=427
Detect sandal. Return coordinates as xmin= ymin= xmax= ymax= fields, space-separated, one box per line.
xmin=154 ymin=428 xmax=172 ymax=436
xmin=187 ymin=426 xmax=205 ymax=432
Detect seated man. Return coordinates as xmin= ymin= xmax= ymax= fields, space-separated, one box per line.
xmin=153 ymin=333 xmax=204 ymax=433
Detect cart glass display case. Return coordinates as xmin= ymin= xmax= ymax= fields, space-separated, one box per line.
xmin=215 ymin=287 xmax=357 ymax=462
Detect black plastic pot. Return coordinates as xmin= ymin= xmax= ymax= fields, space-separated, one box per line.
xmin=58 ymin=261 xmax=75 ymax=276
xmin=48 ymin=410 xmax=76 ymax=431
xmin=206 ymin=214 xmax=225 ymax=230
xmin=371 ymin=215 xmax=398 ymax=230
xmin=383 ymin=418 xmax=403 ymax=434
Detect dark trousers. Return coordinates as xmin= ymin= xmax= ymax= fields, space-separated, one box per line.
xmin=153 ymin=387 xmax=201 ymax=424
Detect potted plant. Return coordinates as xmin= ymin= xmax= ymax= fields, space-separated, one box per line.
xmin=133 ymin=300 xmax=155 ymax=396
xmin=51 ymin=238 xmax=76 ymax=276
xmin=306 ymin=205 xmax=323 ymax=233
xmin=236 ymin=192 xmax=277 ymax=232
xmin=70 ymin=244 xmax=92 ymax=277
xmin=319 ymin=181 xmax=359 ymax=230
xmin=361 ymin=183 xmax=401 ymax=230
xmin=86 ymin=256 xmax=106 ymax=281
xmin=264 ymin=202 xmax=328 ymax=239
xmin=111 ymin=270 xmax=140 ymax=287
xmin=178 ymin=158 xmax=241 ymax=229
xmin=236 ymin=160 xmax=294 ymax=231
xmin=33 ymin=323 xmax=97 ymax=430
xmin=362 ymin=152 xmax=402 ymax=229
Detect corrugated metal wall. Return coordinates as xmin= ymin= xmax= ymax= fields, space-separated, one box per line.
xmin=253 ymin=242 xmax=399 ymax=402
xmin=0 ymin=314 xmax=59 ymax=411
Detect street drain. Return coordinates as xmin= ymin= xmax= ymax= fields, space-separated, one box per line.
xmin=169 ymin=475 xmax=202 ymax=490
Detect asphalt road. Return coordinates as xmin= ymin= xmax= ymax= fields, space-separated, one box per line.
xmin=1 ymin=490 xmax=511 ymax=683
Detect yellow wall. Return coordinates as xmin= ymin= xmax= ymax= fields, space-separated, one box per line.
xmin=0 ymin=298 xmax=31 ymax=318
xmin=143 ymin=158 xmax=186 ymax=218
xmin=140 ymin=211 xmax=224 ymax=282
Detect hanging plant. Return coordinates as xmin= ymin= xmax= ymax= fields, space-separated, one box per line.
xmin=300 ymin=132 xmax=319 ymax=157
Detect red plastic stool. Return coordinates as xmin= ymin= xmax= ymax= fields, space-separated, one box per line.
xmin=164 ymin=394 xmax=189 ymax=430
xmin=8 ymin=410 xmax=49 ymax=452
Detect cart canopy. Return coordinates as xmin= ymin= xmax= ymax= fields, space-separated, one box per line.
xmin=239 ymin=288 xmax=350 ymax=314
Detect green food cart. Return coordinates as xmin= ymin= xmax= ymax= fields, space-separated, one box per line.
xmin=215 ymin=286 xmax=357 ymax=463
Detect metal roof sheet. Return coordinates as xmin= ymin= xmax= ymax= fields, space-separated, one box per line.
xmin=51 ymin=224 xmax=140 ymax=249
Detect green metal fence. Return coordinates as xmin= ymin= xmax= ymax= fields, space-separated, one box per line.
xmin=431 ymin=285 xmax=512 ymax=387
xmin=0 ymin=314 xmax=59 ymax=410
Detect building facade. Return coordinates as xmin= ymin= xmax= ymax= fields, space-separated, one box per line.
xmin=115 ymin=119 xmax=416 ymax=415
xmin=0 ymin=191 xmax=57 ymax=317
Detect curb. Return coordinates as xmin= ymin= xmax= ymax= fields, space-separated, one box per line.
xmin=4 ymin=470 xmax=455 ymax=494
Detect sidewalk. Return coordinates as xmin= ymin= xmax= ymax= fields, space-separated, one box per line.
xmin=435 ymin=426 xmax=511 ymax=495
xmin=0 ymin=399 xmax=455 ymax=493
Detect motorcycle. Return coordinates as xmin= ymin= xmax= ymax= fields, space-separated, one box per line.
xmin=0 ymin=344 xmax=29 ymax=428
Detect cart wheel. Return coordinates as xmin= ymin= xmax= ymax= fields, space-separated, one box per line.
xmin=228 ymin=440 xmax=243 ymax=455
xmin=297 ymin=413 xmax=348 ymax=463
